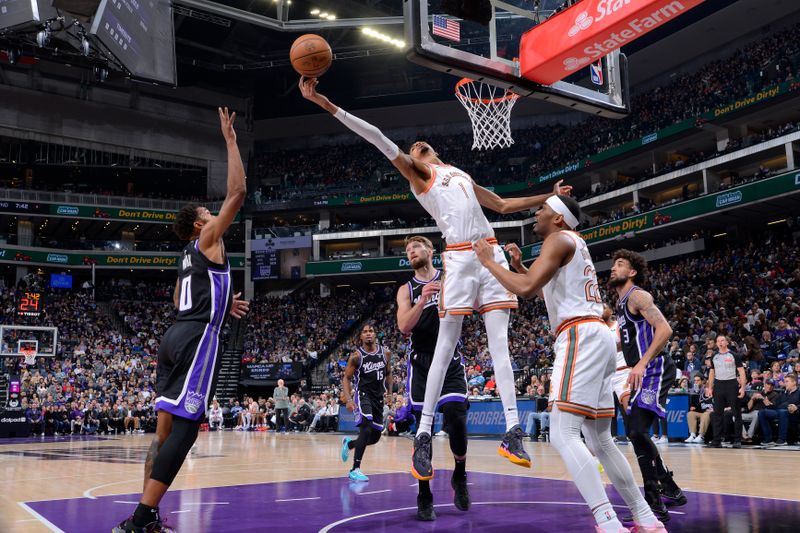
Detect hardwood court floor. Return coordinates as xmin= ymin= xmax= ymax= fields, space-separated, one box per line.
xmin=1 ymin=432 xmax=798 ymax=532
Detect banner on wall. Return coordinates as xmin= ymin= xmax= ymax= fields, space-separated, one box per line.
xmin=0 ymin=247 xmax=245 ymax=269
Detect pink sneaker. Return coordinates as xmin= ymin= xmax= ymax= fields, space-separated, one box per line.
xmin=594 ymin=526 xmax=630 ymax=533
xmin=630 ymin=522 xmax=667 ymax=533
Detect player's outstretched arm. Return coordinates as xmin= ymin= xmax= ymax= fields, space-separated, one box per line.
xmin=474 ymin=233 xmax=572 ymax=299
xmin=199 ymin=107 xmax=246 ymax=250
xmin=298 ymin=77 xmax=430 ymax=194
xmin=473 ymin=179 xmax=573 ymax=214
xmin=342 ymin=351 xmax=361 ymax=412
xmin=626 ymin=289 xmax=673 ymax=390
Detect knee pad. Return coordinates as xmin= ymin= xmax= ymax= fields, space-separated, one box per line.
xmin=441 ymin=402 xmax=468 ymax=456
xmin=368 ymin=428 xmax=382 ymax=445
xmin=150 ymin=417 xmax=201 ymax=486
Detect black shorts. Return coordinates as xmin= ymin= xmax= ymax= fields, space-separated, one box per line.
xmin=355 ymin=390 xmax=385 ymax=430
xmin=155 ymin=321 xmax=224 ymax=421
xmin=407 ymin=350 xmax=468 ymax=411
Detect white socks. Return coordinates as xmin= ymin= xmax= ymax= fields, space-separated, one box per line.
xmin=550 ymin=406 xmax=622 ymax=527
xmin=583 ymin=417 xmax=660 ymax=527
xmin=484 ymin=309 xmax=519 ymax=431
xmin=417 ymin=315 xmax=464 ymax=436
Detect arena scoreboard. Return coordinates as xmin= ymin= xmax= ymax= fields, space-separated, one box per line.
xmin=251 ymin=251 xmax=279 ymax=280
xmin=16 ymin=291 xmax=44 ymax=318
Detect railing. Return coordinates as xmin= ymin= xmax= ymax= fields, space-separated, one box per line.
xmin=0 ymin=188 xmax=224 ymax=212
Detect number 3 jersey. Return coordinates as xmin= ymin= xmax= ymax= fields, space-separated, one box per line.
xmin=542 ymin=230 xmax=603 ymax=332
xmin=176 ymin=239 xmax=233 ymax=327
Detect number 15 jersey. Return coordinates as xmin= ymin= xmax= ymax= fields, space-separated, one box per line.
xmin=542 ymin=231 xmax=603 ymax=332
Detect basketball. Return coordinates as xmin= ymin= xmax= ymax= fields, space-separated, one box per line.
xmin=290 ymin=34 xmax=333 ymax=78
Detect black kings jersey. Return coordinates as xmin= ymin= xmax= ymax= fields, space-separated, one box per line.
xmin=407 ymin=270 xmax=441 ymax=354
xmin=176 ymin=239 xmax=233 ymax=327
xmin=354 ymin=344 xmax=387 ymax=398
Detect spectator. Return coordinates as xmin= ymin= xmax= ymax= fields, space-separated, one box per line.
xmin=274 ymin=379 xmax=290 ymax=433
xmin=757 ymin=373 xmax=800 ymax=446
xmin=685 ymin=383 xmax=714 ymax=444
xmin=209 ymin=400 xmax=224 ymax=431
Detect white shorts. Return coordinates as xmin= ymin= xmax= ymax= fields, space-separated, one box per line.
xmin=439 ymin=239 xmax=518 ymax=317
xmin=612 ymin=366 xmax=631 ymax=402
xmin=549 ymin=318 xmax=616 ymax=419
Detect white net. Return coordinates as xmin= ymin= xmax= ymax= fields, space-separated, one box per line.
xmin=455 ymin=79 xmax=520 ymax=150
xmin=22 ymin=349 xmax=37 ymax=366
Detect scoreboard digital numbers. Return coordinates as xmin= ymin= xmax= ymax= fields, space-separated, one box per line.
xmin=17 ymin=291 xmax=44 ymax=318
xmin=251 ymin=251 xmax=279 ymax=280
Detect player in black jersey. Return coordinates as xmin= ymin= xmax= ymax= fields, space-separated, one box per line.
xmin=114 ymin=108 xmax=250 ymax=533
xmin=340 ymin=323 xmax=392 ymax=482
xmin=397 ymin=236 xmax=470 ymax=521
xmin=609 ymin=249 xmax=686 ymax=523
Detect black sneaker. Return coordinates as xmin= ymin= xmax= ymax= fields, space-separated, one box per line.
xmin=498 ymin=425 xmax=531 ymax=468
xmin=706 ymin=441 xmax=722 ymax=448
xmin=731 ymin=441 xmax=742 ymax=449
xmin=412 ymin=433 xmax=433 ymax=480
xmin=416 ymin=493 xmax=436 ymax=521
xmin=658 ymin=468 xmax=687 ymax=507
xmin=112 ymin=516 xmax=176 ymax=533
xmin=451 ymin=474 xmax=471 ymax=511
xmin=644 ymin=481 xmax=670 ymax=523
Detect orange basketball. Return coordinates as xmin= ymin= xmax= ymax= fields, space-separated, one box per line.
xmin=290 ymin=34 xmax=333 ymax=78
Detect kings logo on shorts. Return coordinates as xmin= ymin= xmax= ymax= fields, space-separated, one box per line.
xmin=185 ymin=391 xmax=206 ymax=414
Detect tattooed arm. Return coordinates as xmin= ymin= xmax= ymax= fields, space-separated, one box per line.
xmin=626 ymin=289 xmax=673 ymax=391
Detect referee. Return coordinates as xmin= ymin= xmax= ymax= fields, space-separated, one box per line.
xmin=708 ymin=335 xmax=746 ymax=448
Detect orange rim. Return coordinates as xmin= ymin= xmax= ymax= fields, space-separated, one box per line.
xmin=455 ymin=78 xmax=518 ymax=105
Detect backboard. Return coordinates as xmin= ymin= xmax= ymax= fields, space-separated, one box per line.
xmin=405 ymin=0 xmax=629 ymax=118
xmin=0 ymin=325 xmax=58 ymax=357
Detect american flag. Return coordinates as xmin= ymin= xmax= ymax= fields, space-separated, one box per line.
xmin=433 ymin=15 xmax=460 ymax=42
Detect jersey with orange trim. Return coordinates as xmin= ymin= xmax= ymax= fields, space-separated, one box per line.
xmin=542 ymin=231 xmax=603 ymax=332
xmin=412 ymin=163 xmax=494 ymax=245
xmin=607 ymin=320 xmax=628 ymax=370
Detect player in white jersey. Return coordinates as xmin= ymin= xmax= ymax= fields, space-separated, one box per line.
xmin=475 ymin=195 xmax=666 ymax=533
xmin=299 ymin=77 xmax=570 ymax=480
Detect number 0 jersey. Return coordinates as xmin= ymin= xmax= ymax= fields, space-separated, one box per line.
xmin=412 ymin=163 xmax=494 ymax=245
xmin=541 ymin=231 xmax=603 ymax=332
xmin=354 ymin=344 xmax=387 ymax=398
xmin=176 ymin=240 xmax=233 ymax=327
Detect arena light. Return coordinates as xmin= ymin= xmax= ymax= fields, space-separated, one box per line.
xmin=767 ymin=219 xmax=787 ymax=225
xmin=361 ymin=27 xmax=405 ymax=48
xmin=713 ymin=232 xmax=727 ymax=238
xmin=310 ymin=8 xmax=319 ymax=15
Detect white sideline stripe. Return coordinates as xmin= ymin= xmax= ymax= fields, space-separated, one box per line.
xmin=17 ymin=502 xmax=64 ymax=533
xmin=275 ymin=496 xmax=321 ymax=502
xmin=358 ymin=489 xmax=391 ymax=495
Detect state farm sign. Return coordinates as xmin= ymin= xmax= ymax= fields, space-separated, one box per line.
xmin=520 ymin=0 xmax=706 ymax=85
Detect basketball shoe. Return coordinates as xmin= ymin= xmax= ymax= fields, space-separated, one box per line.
xmin=451 ymin=473 xmax=470 ymax=511
xmin=498 ymin=425 xmax=531 ymax=468
xmin=411 ymin=433 xmax=433 ymax=480
xmin=113 ymin=516 xmax=175 ymax=533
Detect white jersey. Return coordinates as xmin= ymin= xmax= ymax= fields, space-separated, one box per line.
xmin=607 ymin=320 xmax=629 ymax=370
xmin=542 ymin=231 xmax=604 ymax=333
xmin=412 ymin=163 xmax=494 ymax=245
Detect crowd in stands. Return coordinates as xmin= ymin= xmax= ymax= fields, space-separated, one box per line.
xmin=251 ymin=24 xmax=800 ymax=206
xmin=2 ymin=220 xmax=799 ymax=444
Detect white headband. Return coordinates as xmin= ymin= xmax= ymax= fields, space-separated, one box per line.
xmin=546 ymin=196 xmax=580 ymax=229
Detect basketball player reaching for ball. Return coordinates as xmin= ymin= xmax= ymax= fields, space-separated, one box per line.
xmin=299 ymin=76 xmax=570 ymax=481
xmin=340 ymin=324 xmax=392 ymax=482
xmin=603 ymin=304 xmax=632 ymax=440
xmin=114 ymin=108 xmax=250 ymax=533
xmin=397 ymin=236 xmax=470 ymax=521
xmin=473 ymin=196 xmax=666 ymax=533
xmin=609 ymin=250 xmax=686 ymax=522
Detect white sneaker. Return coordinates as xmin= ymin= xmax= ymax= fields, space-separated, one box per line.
xmin=435 ymin=430 xmax=448 ymax=437
xmin=651 ymin=435 xmax=659 ymax=442
xmin=696 ymin=436 xmax=705 ymax=444
xmin=684 ymin=434 xmax=697 ymax=443
xmin=655 ymin=436 xmax=668 ymax=445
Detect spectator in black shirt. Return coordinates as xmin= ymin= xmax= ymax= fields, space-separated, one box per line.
xmin=743 ymin=380 xmax=779 ymax=442
xmin=758 ymin=373 xmax=800 ymax=445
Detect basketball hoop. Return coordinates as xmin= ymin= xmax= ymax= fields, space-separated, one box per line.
xmin=21 ymin=347 xmax=37 ymax=366
xmin=455 ymin=78 xmax=520 ymax=150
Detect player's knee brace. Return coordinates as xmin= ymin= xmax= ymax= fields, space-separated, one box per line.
xmin=441 ymin=401 xmax=468 ymax=456
xmin=149 ymin=417 xmax=200 ymax=486
xmin=368 ymin=428 xmax=382 ymax=445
